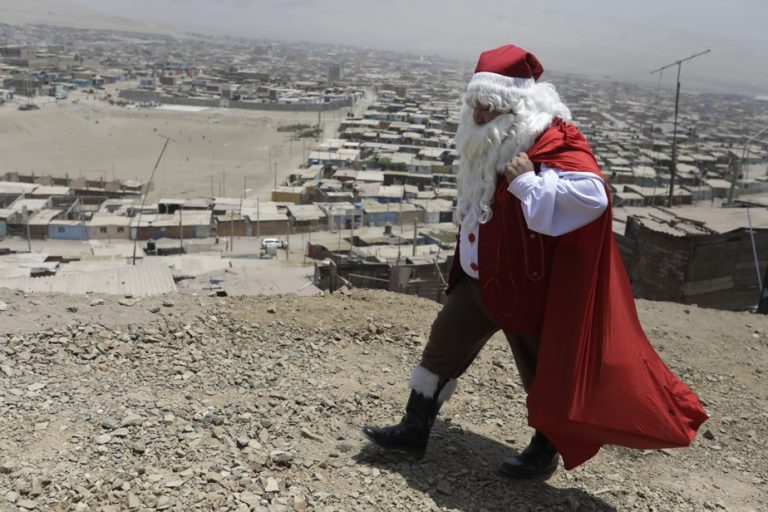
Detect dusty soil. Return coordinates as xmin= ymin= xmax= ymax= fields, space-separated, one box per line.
xmin=0 ymin=287 xmax=766 ymax=512
xmin=0 ymin=88 xmax=348 ymax=200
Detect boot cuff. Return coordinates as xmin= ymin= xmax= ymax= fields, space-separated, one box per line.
xmin=410 ymin=365 xmax=440 ymax=399
xmin=410 ymin=365 xmax=457 ymax=403
xmin=438 ymin=378 xmax=458 ymax=403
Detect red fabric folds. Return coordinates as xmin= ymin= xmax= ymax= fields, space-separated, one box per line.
xmin=527 ymin=118 xmax=601 ymax=175
xmin=524 ymin=119 xmax=709 ymax=469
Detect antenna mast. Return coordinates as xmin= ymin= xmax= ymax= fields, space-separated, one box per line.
xmin=650 ymin=48 xmax=710 ymax=207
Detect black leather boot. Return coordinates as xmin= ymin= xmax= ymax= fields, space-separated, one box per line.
xmin=500 ymin=431 xmax=559 ymax=479
xmin=361 ymin=388 xmax=440 ymax=459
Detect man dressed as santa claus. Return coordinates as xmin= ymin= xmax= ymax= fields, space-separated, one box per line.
xmin=362 ymin=44 xmax=708 ymax=479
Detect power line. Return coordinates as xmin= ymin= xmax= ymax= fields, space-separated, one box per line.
xmin=131 ymin=137 xmax=172 ymax=265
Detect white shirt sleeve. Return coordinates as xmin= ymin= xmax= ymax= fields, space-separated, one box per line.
xmin=507 ymin=164 xmax=608 ymax=236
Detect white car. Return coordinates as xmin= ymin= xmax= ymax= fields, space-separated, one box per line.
xmin=261 ymin=238 xmax=287 ymax=250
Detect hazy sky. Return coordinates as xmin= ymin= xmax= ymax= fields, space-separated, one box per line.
xmin=60 ymin=0 xmax=767 ymax=95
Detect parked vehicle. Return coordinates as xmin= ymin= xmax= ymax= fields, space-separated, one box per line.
xmin=261 ymin=238 xmax=287 ymax=249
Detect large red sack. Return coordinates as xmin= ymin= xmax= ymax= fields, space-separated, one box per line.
xmin=526 ymin=120 xmax=709 ymax=469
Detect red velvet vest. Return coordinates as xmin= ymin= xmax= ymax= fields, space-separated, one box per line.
xmin=446 ymin=175 xmax=558 ymax=333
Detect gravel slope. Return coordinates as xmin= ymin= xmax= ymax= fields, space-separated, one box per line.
xmin=0 ymin=288 xmax=765 ymax=512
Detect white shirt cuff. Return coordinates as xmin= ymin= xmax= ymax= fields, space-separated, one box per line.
xmin=506 ymin=171 xmax=538 ymax=199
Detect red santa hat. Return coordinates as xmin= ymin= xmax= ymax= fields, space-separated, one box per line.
xmin=464 ymin=44 xmax=544 ymax=112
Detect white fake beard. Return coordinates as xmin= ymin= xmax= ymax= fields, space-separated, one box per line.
xmin=454 ymin=104 xmax=541 ymax=232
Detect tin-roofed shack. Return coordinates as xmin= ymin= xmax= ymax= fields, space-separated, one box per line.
xmin=0 ymin=181 xmax=38 ymax=195
xmin=617 ymin=205 xmax=768 ymax=310
xmin=410 ymin=198 xmax=455 ymax=224
xmin=240 ymin=201 xmax=289 ymax=237
xmin=362 ymin=199 xmax=423 ymax=227
xmin=286 ymin=204 xmax=325 ymax=233
xmin=317 ymin=202 xmax=363 ymax=230
xmin=622 ymin=185 xmax=693 ymax=206
xmin=28 ymin=185 xmax=73 ymax=198
xmin=271 ymin=185 xmax=308 ymax=204
xmin=130 ymin=211 xmax=212 ymax=241
xmin=48 ymin=219 xmax=87 ymax=240
xmin=27 ymin=208 xmax=62 ymax=239
xmin=86 ymin=214 xmax=132 ymax=240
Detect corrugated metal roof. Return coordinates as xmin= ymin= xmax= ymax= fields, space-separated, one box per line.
xmin=668 ymin=206 xmax=768 ymax=234
xmin=88 ymin=215 xmax=132 ymax=227
xmin=30 ymin=186 xmax=72 ymax=196
xmin=287 ymin=204 xmax=324 ymax=221
xmin=356 ymin=171 xmax=385 ymax=182
xmin=0 ymin=181 xmax=37 ymax=193
xmin=177 ymin=259 xmax=319 ymax=296
xmin=90 ymin=243 xmax=136 ymax=257
xmin=333 ymin=170 xmax=359 ymax=179
xmin=12 ymin=198 xmax=48 ymax=212
xmin=0 ymin=252 xmax=49 ymax=278
xmin=60 ymin=255 xmax=130 ymax=272
xmin=356 ymin=244 xmax=443 ymax=260
xmin=410 ymin=198 xmax=453 ymax=212
xmin=360 ymin=201 xmax=394 ymax=214
xmin=28 ymin=208 xmax=63 ymax=225
xmin=0 ymin=263 xmax=176 ymax=296
xmin=376 ymin=186 xmax=404 ymax=198
xmin=130 ymin=212 xmax=211 ymax=227
xmin=316 ymin=202 xmax=358 ymax=214
xmin=158 ymin=254 xmax=231 ymax=278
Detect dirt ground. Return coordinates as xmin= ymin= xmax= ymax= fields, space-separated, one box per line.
xmin=0 ymin=286 xmax=765 ymax=512
xmin=0 ymin=88 xmax=351 ymax=200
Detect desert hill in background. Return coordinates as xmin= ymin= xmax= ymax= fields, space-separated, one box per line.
xmin=3 ymin=0 xmax=767 ymax=95
xmin=0 ymin=0 xmax=184 ymax=38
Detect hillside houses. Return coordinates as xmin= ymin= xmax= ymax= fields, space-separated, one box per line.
xmin=3 ymin=24 xmax=768 ymax=309
xmin=0 ymin=168 xmax=463 ymax=244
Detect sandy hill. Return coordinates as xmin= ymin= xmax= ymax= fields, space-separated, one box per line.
xmin=0 ymin=0 xmax=182 ymax=37
xmin=0 ymin=287 xmax=765 ymax=511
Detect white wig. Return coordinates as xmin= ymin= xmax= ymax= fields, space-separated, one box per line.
xmin=454 ymin=75 xmax=571 ymax=231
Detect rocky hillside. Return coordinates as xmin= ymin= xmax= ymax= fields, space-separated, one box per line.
xmin=0 ymin=288 xmax=765 ymax=511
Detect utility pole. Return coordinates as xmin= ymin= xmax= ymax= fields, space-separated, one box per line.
xmin=132 ymin=137 xmax=171 ymax=265
xmin=229 ymin=204 xmax=234 ymax=253
xmin=728 ymin=126 xmax=768 ymax=205
xmin=651 ymin=49 xmax=710 ymax=208
xmin=286 ymin=216 xmax=291 ymax=261
xmin=349 ymin=208 xmax=355 ymax=252
xmin=21 ymin=205 xmax=31 ymax=253
xmin=179 ymin=207 xmax=183 ymax=252
xmin=256 ymin=196 xmax=260 ymax=240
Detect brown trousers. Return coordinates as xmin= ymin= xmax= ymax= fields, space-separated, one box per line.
xmin=421 ymin=276 xmax=541 ymax=391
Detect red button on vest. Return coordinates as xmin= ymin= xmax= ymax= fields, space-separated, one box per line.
xmin=470 ymin=262 xmax=478 ymax=271
xmin=468 ymin=233 xmax=476 ymax=243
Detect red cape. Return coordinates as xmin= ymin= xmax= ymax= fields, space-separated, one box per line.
xmin=525 ymin=120 xmax=708 ymax=469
